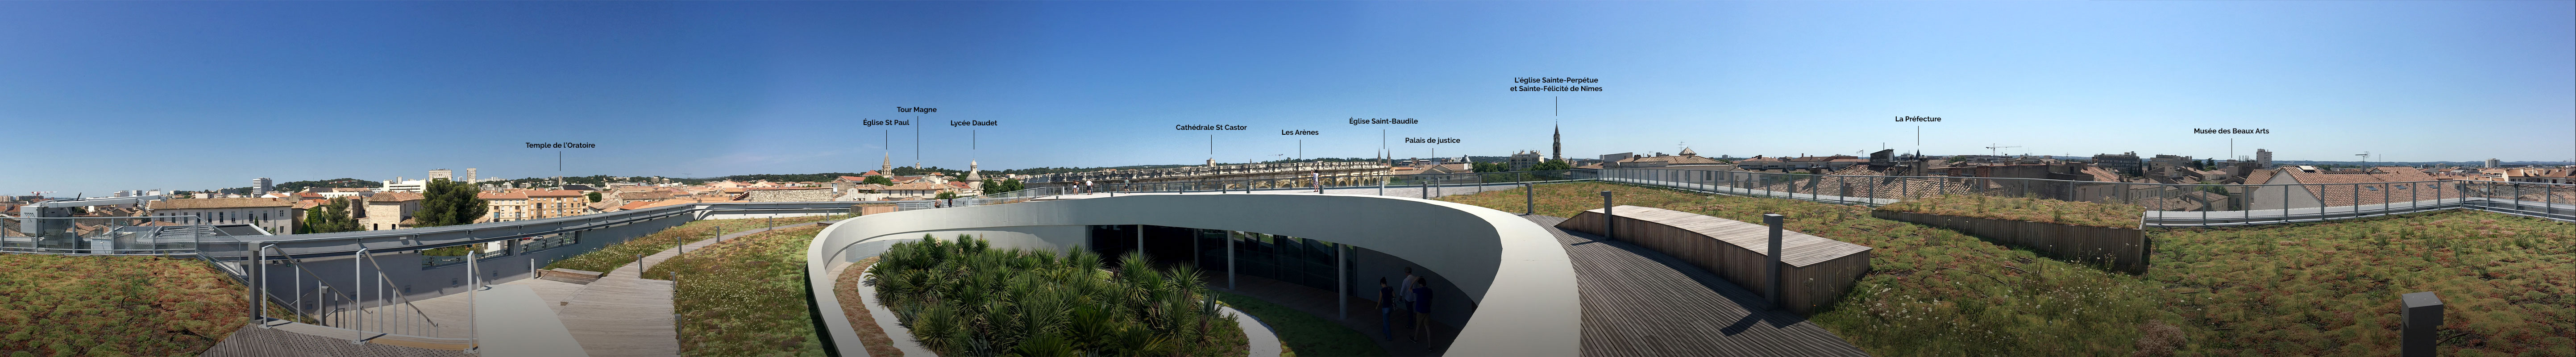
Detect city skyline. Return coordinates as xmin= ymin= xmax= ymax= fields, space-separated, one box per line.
xmin=4 ymin=1 xmax=2570 ymax=194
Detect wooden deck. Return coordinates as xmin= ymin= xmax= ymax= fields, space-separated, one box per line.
xmin=1558 ymin=206 xmax=1874 ymax=314
xmin=1528 ymin=215 xmax=1869 ymax=357
xmin=199 ymin=321 xmax=469 ymax=357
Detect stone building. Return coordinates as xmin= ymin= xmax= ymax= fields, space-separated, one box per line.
xmin=147 ymin=197 xmax=296 ymax=234
xmin=745 ymin=187 xmax=837 ymax=202
xmin=361 ymin=192 xmax=424 ymax=231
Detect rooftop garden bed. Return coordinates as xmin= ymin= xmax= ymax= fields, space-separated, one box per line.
xmin=869 ymin=236 xmax=1249 ymax=357
xmin=0 ymin=255 xmax=250 ymax=356
xmin=644 ymin=225 xmax=831 ymax=356
xmin=1441 ymin=182 xmax=2576 ymax=356
xmin=1877 ymin=194 xmax=2146 ymax=229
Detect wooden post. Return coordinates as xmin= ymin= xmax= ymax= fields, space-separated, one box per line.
xmin=1764 ymin=213 xmax=1785 ymax=307
xmin=2403 ymin=291 xmax=2443 ymax=357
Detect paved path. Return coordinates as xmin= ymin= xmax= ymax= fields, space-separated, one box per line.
xmin=1525 ymin=215 xmax=1870 ymax=357
xmin=1211 ymin=275 xmax=1459 ymax=356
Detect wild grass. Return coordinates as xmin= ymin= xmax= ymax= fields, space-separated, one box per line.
xmin=1211 ymin=290 xmax=1387 ymax=357
xmin=868 ymin=235 xmax=1249 ymax=357
xmin=1878 ymin=194 xmax=2147 ymax=228
xmin=2151 ymin=211 xmax=2576 ymax=357
xmin=1442 ymin=182 xmax=2576 ymax=357
xmin=545 ymin=215 xmax=849 ymax=274
xmin=645 ymin=225 xmax=830 ymax=356
xmin=0 ymin=255 xmax=248 ymax=357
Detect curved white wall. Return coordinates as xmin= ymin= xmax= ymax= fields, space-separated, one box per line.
xmin=806 ymin=193 xmax=1580 ymax=357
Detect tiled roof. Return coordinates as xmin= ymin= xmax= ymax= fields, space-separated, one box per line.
xmin=2243 ymin=170 xmax=2277 ymax=185
xmin=2278 ymin=166 xmax=2440 ymax=206
xmin=885 ymin=183 xmax=948 ymax=191
xmin=292 ymin=199 xmax=327 ymax=210
xmin=367 ymin=192 xmax=425 ymax=202
xmin=617 ymin=201 xmax=658 ymax=210
xmin=478 ymin=191 xmax=529 ymax=200
xmin=2082 ymin=167 xmax=2122 ymax=183
xmin=747 ymin=187 xmax=829 ymax=191
xmin=523 ymin=190 xmax=585 ymax=197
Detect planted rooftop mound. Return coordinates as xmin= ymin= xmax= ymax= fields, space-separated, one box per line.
xmin=1443 ymin=182 xmax=2576 ymax=356
xmin=644 ymin=225 xmax=832 ymax=356
xmin=549 ymin=215 xmax=851 ymax=274
xmin=0 ymin=255 xmax=249 ymax=356
xmin=869 ymin=235 xmax=1250 ymax=357
xmin=2150 ymin=211 xmax=2575 ymax=356
xmin=1877 ymin=194 xmax=2146 ymax=229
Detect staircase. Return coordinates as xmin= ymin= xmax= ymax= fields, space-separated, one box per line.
xmin=536 ymin=269 xmax=605 ymax=285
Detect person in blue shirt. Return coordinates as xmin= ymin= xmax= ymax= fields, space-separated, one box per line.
xmin=1377 ymin=278 xmax=1396 ymax=341
xmin=1410 ymin=280 xmax=1434 ymax=342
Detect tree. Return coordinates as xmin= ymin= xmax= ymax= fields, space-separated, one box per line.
xmin=865 ymin=175 xmax=895 ymax=186
xmin=934 ymin=191 xmax=960 ymax=200
xmin=1530 ymin=159 xmax=1575 ymax=171
xmin=585 ymin=191 xmax=602 ymax=203
xmin=414 ymin=178 xmax=488 ymax=227
xmin=1000 ymin=178 xmax=1025 ymax=193
xmin=299 ymin=198 xmax=360 ymax=234
xmin=1471 ymin=162 xmax=1511 ymax=173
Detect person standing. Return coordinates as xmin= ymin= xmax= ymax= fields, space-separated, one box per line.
xmin=1398 ymin=267 xmax=1421 ymax=336
xmin=1411 ymin=280 xmax=1435 ymax=342
xmin=1377 ymin=278 xmax=1396 ymax=341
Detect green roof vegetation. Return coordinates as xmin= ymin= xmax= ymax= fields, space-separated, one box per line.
xmin=0 ymin=255 xmax=250 ymax=356
xmin=1441 ymin=182 xmax=2576 ymax=357
xmin=1878 ymin=194 xmax=2147 ymax=229
xmin=867 ymin=236 xmax=1249 ymax=357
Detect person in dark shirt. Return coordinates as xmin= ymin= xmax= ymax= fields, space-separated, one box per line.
xmin=1377 ymin=278 xmax=1396 ymax=341
xmin=1411 ymin=281 xmax=1434 ymax=342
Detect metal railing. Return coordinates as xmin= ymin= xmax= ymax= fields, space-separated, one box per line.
xmin=1049 ymin=167 xmax=2574 ymax=227
xmin=1 ymin=215 xmax=212 ymax=255
xmin=228 ymin=244 xmax=469 ymax=349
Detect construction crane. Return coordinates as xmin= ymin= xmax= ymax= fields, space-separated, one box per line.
xmin=1986 ymin=144 xmax=2022 ymax=156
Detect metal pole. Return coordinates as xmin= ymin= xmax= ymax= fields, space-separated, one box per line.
xmin=2402 ymin=292 xmax=2443 ymax=357
xmin=1336 ymin=244 xmax=1346 ymax=320
xmin=1764 ymin=213 xmax=1785 ymax=307
xmin=354 ymin=248 xmax=366 ymax=342
xmin=1135 ymin=224 xmax=1144 ymax=258
xmin=467 ymin=251 xmax=478 ymax=349
xmin=1525 ymin=183 xmax=1535 ymax=216
xmin=1226 ymin=231 xmax=1236 ymax=290
xmin=252 ymin=245 xmax=265 ymax=323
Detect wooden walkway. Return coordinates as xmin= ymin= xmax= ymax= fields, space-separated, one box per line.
xmin=1210 ymin=275 xmax=1460 ymax=356
xmin=1526 ymin=215 xmax=1870 ymax=357
xmin=200 ymin=321 xmax=469 ymax=357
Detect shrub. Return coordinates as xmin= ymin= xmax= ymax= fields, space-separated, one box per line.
xmin=869 ymin=235 xmax=1248 ymax=357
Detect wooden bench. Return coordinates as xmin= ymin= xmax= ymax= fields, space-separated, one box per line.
xmin=1557 ymin=206 xmax=1872 ymax=315
xmin=536 ymin=268 xmax=605 ymax=285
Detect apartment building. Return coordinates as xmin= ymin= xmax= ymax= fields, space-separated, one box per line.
xmin=524 ymin=190 xmax=587 ymax=219
xmin=479 ymin=191 xmax=532 ymax=222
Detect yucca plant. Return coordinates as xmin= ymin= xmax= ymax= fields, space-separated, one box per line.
xmin=873 ymin=236 xmax=1249 ymax=357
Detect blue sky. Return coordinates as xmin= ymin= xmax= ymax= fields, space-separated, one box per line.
xmin=3 ymin=1 xmax=2569 ymax=195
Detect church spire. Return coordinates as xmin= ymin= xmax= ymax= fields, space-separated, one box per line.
xmin=882 ymin=153 xmax=893 ymax=173
xmin=1551 ymin=120 xmax=1563 ymax=162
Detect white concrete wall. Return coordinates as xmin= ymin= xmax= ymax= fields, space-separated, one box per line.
xmin=806 ymin=193 xmax=1580 ymax=357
